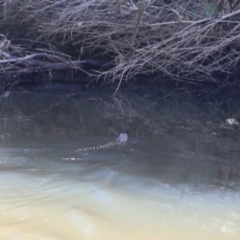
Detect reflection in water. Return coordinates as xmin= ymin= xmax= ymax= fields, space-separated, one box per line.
xmin=0 ymin=139 xmax=240 ymax=240
xmin=0 ymin=86 xmax=240 ymax=239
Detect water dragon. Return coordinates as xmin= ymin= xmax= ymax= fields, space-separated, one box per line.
xmin=62 ymin=133 xmax=128 ymax=160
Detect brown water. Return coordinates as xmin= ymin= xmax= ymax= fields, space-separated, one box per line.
xmin=0 ymin=86 xmax=240 ymax=240
xmin=0 ymin=136 xmax=240 ymax=240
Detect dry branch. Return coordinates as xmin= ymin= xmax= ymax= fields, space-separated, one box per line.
xmin=0 ymin=0 xmax=240 ymax=83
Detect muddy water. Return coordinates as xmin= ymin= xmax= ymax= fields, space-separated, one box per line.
xmin=0 ymin=85 xmax=240 ymax=240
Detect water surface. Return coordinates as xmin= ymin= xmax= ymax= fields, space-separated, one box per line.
xmin=0 ymin=85 xmax=239 ymax=240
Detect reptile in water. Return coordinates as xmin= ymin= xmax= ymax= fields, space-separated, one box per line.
xmin=62 ymin=133 xmax=128 ymax=160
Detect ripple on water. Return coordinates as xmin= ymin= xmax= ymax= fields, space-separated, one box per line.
xmin=0 ymin=150 xmax=240 ymax=240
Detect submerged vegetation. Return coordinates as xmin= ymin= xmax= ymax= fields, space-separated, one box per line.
xmin=0 ymin=0 xmax=240 ymax=87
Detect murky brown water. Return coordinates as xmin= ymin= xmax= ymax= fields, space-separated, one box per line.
xmin=0 ymin=85 xmax=240 ymax=239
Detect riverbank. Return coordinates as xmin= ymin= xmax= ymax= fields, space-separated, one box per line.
xmin=0 ymin=0 xmax=240 ymax=91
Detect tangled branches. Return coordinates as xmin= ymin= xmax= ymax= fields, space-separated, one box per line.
xmin=0 ymin=0 xmax=240 ymax=83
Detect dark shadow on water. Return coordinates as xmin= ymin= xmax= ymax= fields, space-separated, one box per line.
xmin=0 ymin=81 xmax=240 ymax=193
